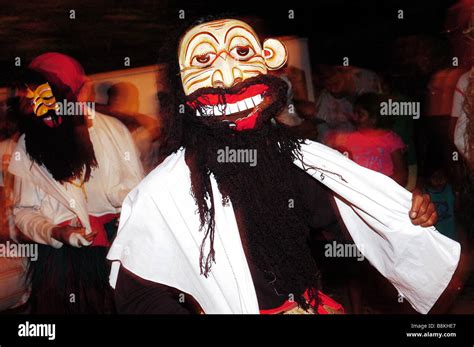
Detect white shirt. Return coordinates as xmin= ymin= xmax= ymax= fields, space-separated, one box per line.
xmin=9 ymin=112 xmax=144 ymax=248
xmin=315 ymin=68 xmax=382 ymax=131
xmin=451 ymin=71 xmax=470 ymax=158
xmin=108 ymin=141 xmax=460 ymax=314
xmin=315 ymin=90 xmax=354 ymax=130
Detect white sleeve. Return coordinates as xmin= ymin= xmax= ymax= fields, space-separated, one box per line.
xmin=454 ymin=110 xmax=468 ymax=157
xmin=451 ymin=76 xmax=466 ymax=119
xmin=296 ymin=141 xmax=461 ymax=314
xmin=107 ymin=122 xmax=144 ymax=208
xmin=452 ymin=74 xmax=469 ymax=156
xmin=12 ymin=175 xmax=63 ymax=248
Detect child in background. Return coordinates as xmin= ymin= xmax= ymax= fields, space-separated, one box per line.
xmin=327 ymin=93 xmax=408 ymax=186
xmin=326 ymin=93 xmax=408 ymax=314
xmin=423 ymin=164 xmax=457 ymax=241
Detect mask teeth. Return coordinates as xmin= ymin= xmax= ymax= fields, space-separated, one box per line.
xmin=195 ymin=94 xmax=264 ymax=117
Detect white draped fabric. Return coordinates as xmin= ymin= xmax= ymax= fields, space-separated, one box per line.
xmin=108 ymin=140 xmax=460 ymax=314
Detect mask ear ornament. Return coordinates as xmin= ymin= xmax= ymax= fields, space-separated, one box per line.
xmin=263 ymin=38 xmax=288 ymax=70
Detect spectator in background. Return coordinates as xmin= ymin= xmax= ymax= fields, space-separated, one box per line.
xmin=381 ymin=91 xmax=418 ymax=191
xmin=453 ymin=66 xmax=474 ymax=247
xmin=452 ymin=69 xmax=472 ymax=159
xmin=327 ymin=93 xmax=408 ymax=313
xmin=388 ymin=35 xmax=466 ymax=189
xmin=315 ymin=66 xmax=382 ymax=136
xmin=423 ymin=162 xmax=457 ymax=241
xmin=449 ymin=7 xmax=473 ymax=254
xmin=327 ymin=93 xmax=408 ymax=186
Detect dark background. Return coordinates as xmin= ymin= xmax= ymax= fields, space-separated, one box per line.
xmin=0 ymin=0 xmax=459 ymax=85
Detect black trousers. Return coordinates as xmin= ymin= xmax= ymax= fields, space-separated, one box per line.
xmin=28 ymin=244 xmax=115 ymax=314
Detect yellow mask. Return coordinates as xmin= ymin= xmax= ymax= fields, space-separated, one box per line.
xmin=178 ymin=19 xmax=288 ymax=95
xmin=25 ymin=82 xmax=58 ymax=117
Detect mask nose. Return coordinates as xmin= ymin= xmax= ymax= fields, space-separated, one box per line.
xmin=211 ymin=53 xmax=244 ymax=88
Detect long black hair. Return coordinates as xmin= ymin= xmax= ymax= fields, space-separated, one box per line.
xmin=156 ymin=15 xmax=322 ymax=309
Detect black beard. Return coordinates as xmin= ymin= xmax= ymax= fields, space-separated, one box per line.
xmin=183 ymin=112 xmax=321 ymax=310
xmin=21 ymin=110 xmax=98 ymax=183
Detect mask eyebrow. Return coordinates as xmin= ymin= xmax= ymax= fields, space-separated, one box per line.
xmin=37 ymin=85 xmax=52 ymax=95
xmin=228 ymin=35 xmax=255 ymax=50
xmin=185 ymin=31 xmax=220 ymax=61
xmin=224 ymin=26 xmax=259 ymax=45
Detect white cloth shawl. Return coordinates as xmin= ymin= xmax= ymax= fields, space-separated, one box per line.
xmin=9 ymin=113 xmax=143 ymax=241
xmin=107 ymin=140 xmax=461 ymax=314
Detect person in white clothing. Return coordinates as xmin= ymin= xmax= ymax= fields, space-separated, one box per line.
xmin=452 ymin=70 xmax=472 ymax=159
xmin=106 ymin=18 xmax=461 ymax=315
xmin=9 ymin=53 xmax=143 ymax=313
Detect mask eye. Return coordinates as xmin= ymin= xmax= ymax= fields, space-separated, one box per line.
xmin=230 ymin=45 xmax=255 ymax=61
xmin=191 ymin=52 xmax=216 ymax=68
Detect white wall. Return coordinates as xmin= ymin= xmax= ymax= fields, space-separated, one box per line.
xmin=90 ymin=64 xmax=165 ymax=118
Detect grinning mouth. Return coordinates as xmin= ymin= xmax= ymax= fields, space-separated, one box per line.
xmin=195 ymin=93 xmax=264 ymax=118
xmin=187 ymin=83 xmax=269 ymax=130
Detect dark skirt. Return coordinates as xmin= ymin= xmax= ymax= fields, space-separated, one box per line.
xmin=28 ymin=244 xmax=115 ymax=314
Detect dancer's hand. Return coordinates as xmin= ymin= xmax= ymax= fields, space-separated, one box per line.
xmin=409 ymin=189 xmax=438 ymax=227
xmin=51 ymin=225 xmax=98 ymax=247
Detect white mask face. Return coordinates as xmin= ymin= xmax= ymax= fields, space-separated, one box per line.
xmin=178 ymin=19 xmax=288 ymax=96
